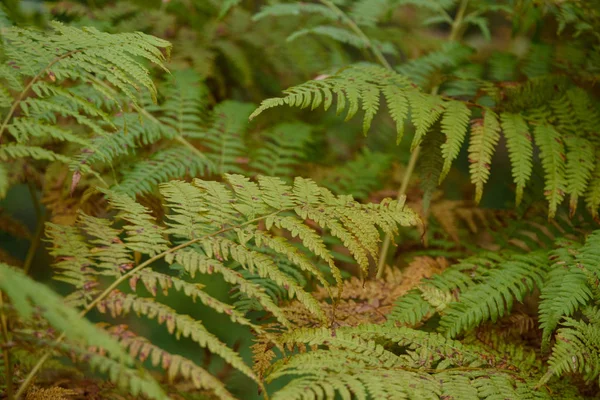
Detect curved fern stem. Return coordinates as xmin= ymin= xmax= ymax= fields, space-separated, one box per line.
xmin=319 ymin=0 xmax=392 ymax=70
xmin=376 ymin=0 xmax=469 ymax=278
xmin=15 ymin=210 xmax=286 ymax=398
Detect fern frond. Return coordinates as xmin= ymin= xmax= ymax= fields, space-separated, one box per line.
xmin=0 ymin=263 xmax=133 ymax=366
xmin=564 ymin=136 xmax=595 ymax=216
xmin=538 ymin=240 xmax=590 ymax=348
xmin=107 ymin=324 xmax=237 ymax=399
xmin=97 ymin=290 xmax=257 ymax=384
xmin=322 ymin=149 xmax=392 ymax=199
xmin=440 ymin=100 xmax=470 ymax=182
xmin=500 ymin=112 xmax=533 ymax=206
xmin=116 ymin=146 xmax=212 ymax=196
xmin=396 ymin=42 xmax=473 ymax=88
xmin=250 ymin=122 xmax=313 ymax=178
xmin=440 ymin=252 xmax=546 ymax=338
xmin=201 ymin=101 xmax=255 ymax=175
xmin=541 ymin=317 xmax=600 ymax=386
xmin=533 ymin=124 xmax=567 ymax=218
xmin=268 ymin=324 xmax=550 ymax=400
xmin=468 ymin=109 xmax=500 ymax=204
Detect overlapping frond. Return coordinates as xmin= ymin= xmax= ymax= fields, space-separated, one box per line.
xmin=45 ymin=174 xmax=418 ymax=398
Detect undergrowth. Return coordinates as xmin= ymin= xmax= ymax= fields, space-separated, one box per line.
xmin=1 ymin=1 xmax=600 ymax=399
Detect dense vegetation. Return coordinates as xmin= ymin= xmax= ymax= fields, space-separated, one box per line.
xmin=1 ymin=0 xmax=600 ymax=399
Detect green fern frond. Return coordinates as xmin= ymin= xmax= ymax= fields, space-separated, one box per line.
xmin=440 ymin=100 xmax=470 ymax=182
xmin=538 ymin=239 xmax=590 ymax=348
xmin=440 ymin=252 xmax=546 ymax=338
xmin=250 ymin=64 xmax=416 ymax=138
xmin=468 ymin=109 xmax=501 ymax=204
xmin=0 ymin=262 xmax=133 ymax=366
xmin=396 ymin=42 xmax=473 ymax=88
xmin=116 ymin=146 xmax=213 ymax=196
xmin=46 ymin=174 xmax=418 ymax=398
xmin=250 ymin=122 xmax=313 ymax=178
xmin=107 ymin=324 xmax=237 ymax=399
xmin=541 ymin=317 xmax=600 ymax=386
xmin=97 ymin=290 xmax=258 ymax=384
xmin=201 ymin=101 xmax=255 ymax=175
xmin=500 ymin=112 xmax=533 ymax=206
xmin=322 ymin=149 xmax=392 ymax=199
xmin=565 ymin=136 xmax=595 ymax=216
xmin=419 ymin=129 xmax=445 ymax=211
xmin=267 ymin=324 xmax=551 ymax=400
xmin=533 ymin=124 xmax=567 ymax=218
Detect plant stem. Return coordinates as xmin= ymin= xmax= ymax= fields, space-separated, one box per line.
xmin=319 ymin=0 xmax=392 ymax=70
xmin=376 ymin=0 xmax=469 ymax=278
xmin=0 ymin=293 xmax=13 ymax=399
xmin=23 ymin=181 xmax=44 ymax=275
xmin=376 ymin=146 xmax=421 ymax=279
xmin=14 ymin=209 xmax=289 ymax=399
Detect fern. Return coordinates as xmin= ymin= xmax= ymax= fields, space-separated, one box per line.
xmin=265 ymin=324 xmax=557 ymax=400
xmin=500 ymin=112 xmax=533 ymax=206
xmin=0 ymin=263 xmax=169 ymax=399
xmin=43 ymin=174 xmax=418 ymax=398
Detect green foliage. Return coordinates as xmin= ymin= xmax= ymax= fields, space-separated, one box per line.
xmin=42 ymin=174 xmax=418 ymax=398
xmin=2 ymin=1 xmax=600 ymax=399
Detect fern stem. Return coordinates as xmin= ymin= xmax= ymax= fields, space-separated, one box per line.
xmin=319 ymin=0 xmax=392 ymax=70
xmin=14 ymin=209 xmax=288 ymax=398
xmin=376 ymin=0 xmax=469 ymax=278
xmin=376 ymin=146 xmax=421 ymax=279
xmin=0 ymin=293 xmax=13 ymax=399
xmin=22 ymin=181 xmax=44 ymax=275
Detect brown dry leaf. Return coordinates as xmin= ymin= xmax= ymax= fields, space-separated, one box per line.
xmin=282 ymin=256 xmax=448 ymax=329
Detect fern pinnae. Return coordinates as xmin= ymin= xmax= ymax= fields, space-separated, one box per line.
xmin=586 ymin=150 xmax=600 ymax=220
xmin=440 ymin=252 xmax=547 ymax=338
xmin=564 ymin=136 xmax=595 ymax=216
xmin=107 ymin=324 xmax=238 ymax=399
xmin=96 ymin=290 xmax=258 ymax=384
xmin=538 ymin=241 xmax=590 ymax=349
xmin=131 ymin=269 xmax=261 ymax=333
xmin=500 ymin=112 xmax=533 ymax=206
xmin=533 ymin=124 xmax=567 ymax=219
xmin=440 ymin=100 xmax=470 ymax=182
xmin=468 ymin=108 xmax=501 ymax=204
xmin=165 ymin=248 xmax=292 ymax=329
